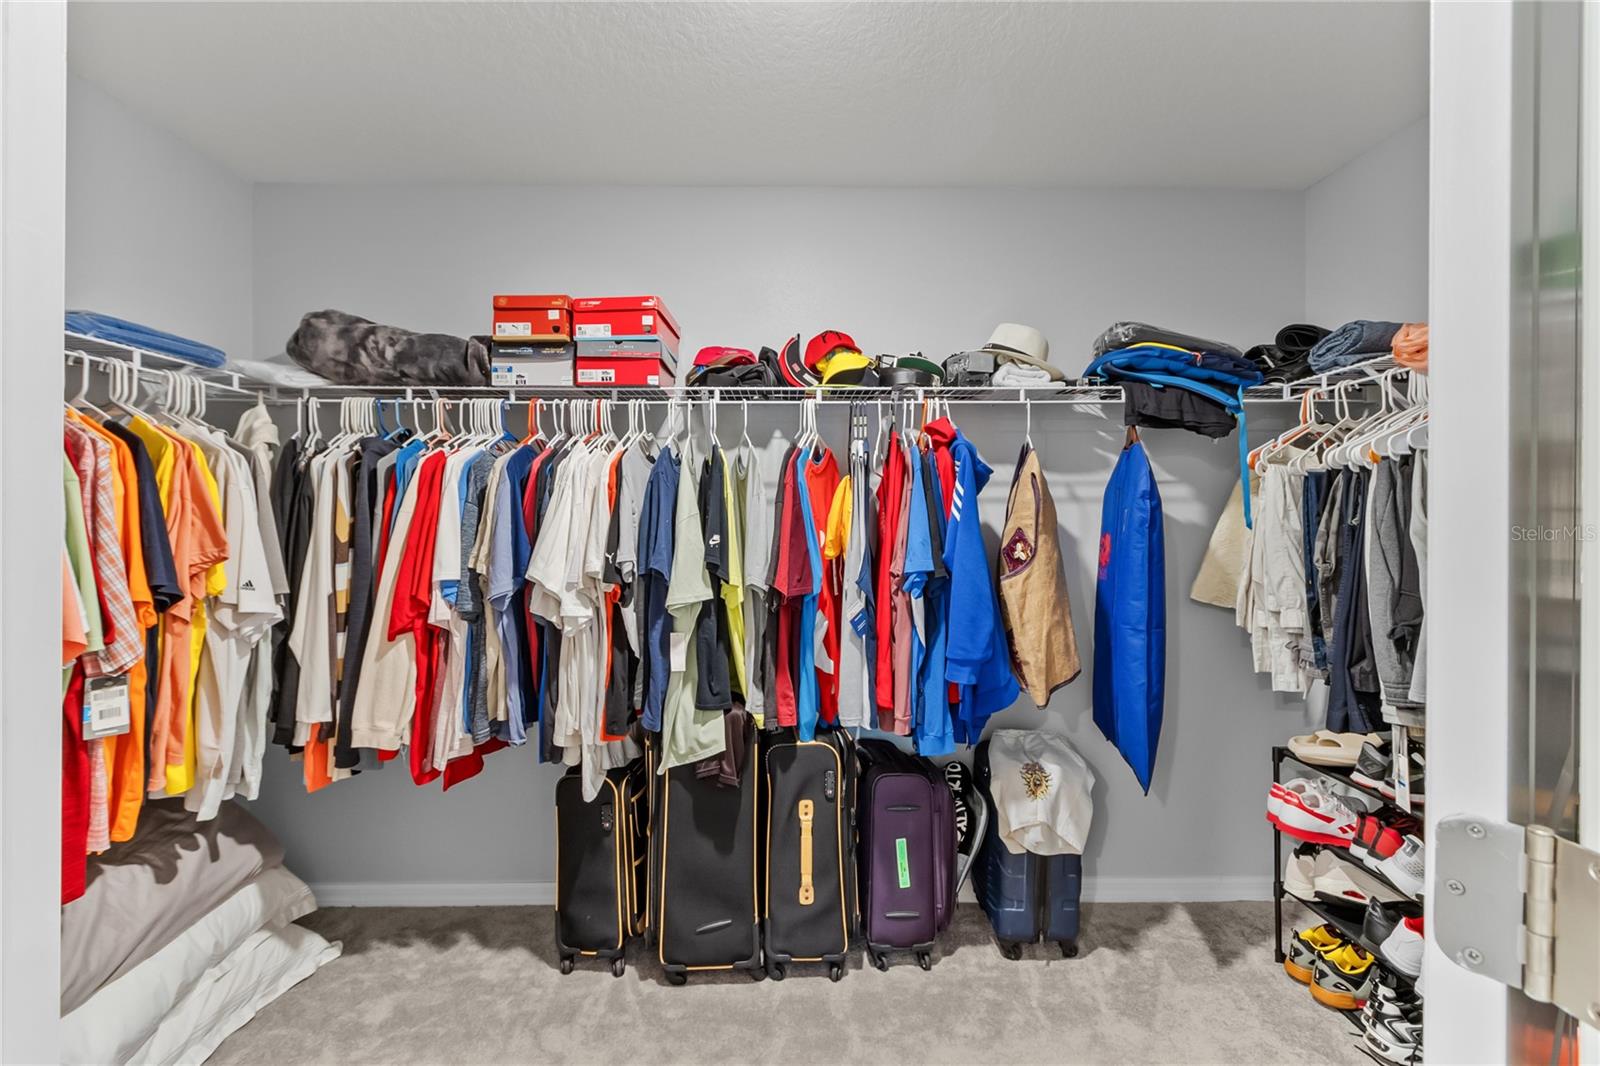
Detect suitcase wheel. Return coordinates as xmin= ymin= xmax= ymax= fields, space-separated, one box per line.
xmin=1060 ymin=941 xmax=1079 ymax=959
xmin=916 ymin=951 xmax=932 ymax=971
xmin=828 ymin=963 xmax=844 ymax=982
xmin=749 ymin=967 xmax=766 ymax=982
xmin=611 ymin=956 xmax=627 ymax=978
xmin=997 ymin=940 xmax=1024 ymax=961
xmin=559 ymin=956 xmax=575 ymax=975
xmin=767 ymin=960 xmax=787 ymax=981
xmin=870 ymin=950 xmax=889 ymax=972
xmin=665 ymin=970 xmax=688 ymax=987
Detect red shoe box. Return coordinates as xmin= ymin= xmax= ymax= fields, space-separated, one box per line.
xmin=492 ymin=294 xmax=572 ymax=343
xmin=575 ymin=336 xmax=677 ymax=389
xmin=572 ymin=296 xmax=680 ymax=359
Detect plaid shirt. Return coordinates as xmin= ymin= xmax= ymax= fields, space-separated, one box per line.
xmin=65 ymin=423 xmax=142 ymax=677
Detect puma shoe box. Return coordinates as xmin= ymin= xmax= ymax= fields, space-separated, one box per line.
xmin=572 ymin=296 xmax=681 ymax=360
xmin=491 ymin=341 xmax=575 ymax=387
xmin=574 ymin=335 xmax=677 ymax=389
xmin=491 ymin=294 xmax=572 ymax=344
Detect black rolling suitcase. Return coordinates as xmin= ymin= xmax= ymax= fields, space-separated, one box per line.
xmin=554 ymin=757 xmax=650 ymax=977
xmin=761 ymin=728 xmax=857 ymax=981
xmin=654 ymin=712 xmax=763 ymax=985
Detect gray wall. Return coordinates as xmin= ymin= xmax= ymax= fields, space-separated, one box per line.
xmin=1305 ymin=118 xmax=1429 ymax=326
xmin=66 ymin=77 xmax=254 ymax=359
xmin=248 ymin=183 xmax=1310 ymax=900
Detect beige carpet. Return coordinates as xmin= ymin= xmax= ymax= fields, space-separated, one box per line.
xmin=212 ymin=902 xmax=1370 ymax=1065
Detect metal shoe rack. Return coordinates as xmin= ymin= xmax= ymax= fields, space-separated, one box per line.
xmin=1269 ymin=745 xmax=1420 ymax=986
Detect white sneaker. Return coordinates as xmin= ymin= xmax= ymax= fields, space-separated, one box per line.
xmin=1284 ymin=850 xmax=1319 ymax=901
xmin=1375 ymin=835 xmax=1426 ymax=899
xmin=1273 ymin=789 xmax=1360 ymax=848
xmin=1267 ymin=778 xmax=1320 ymax=822
xmin=1379 ymin=915 xmax=1424 ymax=978
xmin=1314 ymin=856 xmax=1408 ymax=908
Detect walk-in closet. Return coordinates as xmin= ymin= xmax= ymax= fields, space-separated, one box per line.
xmin=3 ymin=3 xmax=1596 ymax=1065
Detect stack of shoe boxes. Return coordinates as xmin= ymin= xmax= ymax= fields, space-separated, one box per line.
xmin=572 ymin=295 xmax=681 ymax=388
xmin=490 ymin=294 xmax=575 ymax=387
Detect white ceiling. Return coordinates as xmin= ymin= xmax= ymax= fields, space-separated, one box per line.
xmin=69 ymin=1 xmax=1427 ymax=190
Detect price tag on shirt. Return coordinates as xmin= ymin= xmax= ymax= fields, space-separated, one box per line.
xmin=1392 ymin=725 xmax=1412 ymax=813
xmin=669 ymin=631 xmax=689 ymax=672
xmin=82 ymin=676 xmax=132 ymax=739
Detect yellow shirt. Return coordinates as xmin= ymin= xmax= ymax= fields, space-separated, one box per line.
xmin=824 ymin=476 xmax=852 ymax=561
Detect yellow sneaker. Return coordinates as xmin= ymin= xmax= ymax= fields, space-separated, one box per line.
xmin=1310 ymin=942 xmax=1377 ymax=1010
xmin=1284 ymin=923 xmax=1343 ymax=984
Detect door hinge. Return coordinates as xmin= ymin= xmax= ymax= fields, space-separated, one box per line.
xmin=1435 ymin=817 xmax=1600 ymax=1029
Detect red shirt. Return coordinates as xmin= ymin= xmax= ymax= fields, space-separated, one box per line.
xmin=772 ymin=448 xmax=810 ymax=728
xmin=62 ymin=664 xmax=89 ymax=904
xmin=800 ymin=447 xmax=842 ymax=725
xmin=391 ymin=451 xmax=448 ymax=786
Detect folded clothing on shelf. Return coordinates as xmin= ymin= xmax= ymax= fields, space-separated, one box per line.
xmin=1089 ymin=321 xmax=1245 ymax=362
xmin=66 ymin=310 xmax=228 ymax=369
xmin=1246 ymin=322 xmax=1330 ymax=384
xmin=286 ymin=309 xmax=490 ymax=386
xmin=1308 ymin=319 xmax=1403 ymax=373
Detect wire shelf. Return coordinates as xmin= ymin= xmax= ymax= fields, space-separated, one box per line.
xmin=64 ymin=333 xmax=1404 ymax=407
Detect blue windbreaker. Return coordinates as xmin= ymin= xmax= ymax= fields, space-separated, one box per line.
xmin=943 ymin=432 xmax=1019 ymax=744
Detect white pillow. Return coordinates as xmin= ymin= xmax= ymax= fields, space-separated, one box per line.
xmin=61 ymin=866 xmax=317 ymax=1065
xmin=129 ymin=923 xmax=340 ymax=1066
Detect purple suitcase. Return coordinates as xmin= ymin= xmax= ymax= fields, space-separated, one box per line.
xmin=856 ymin=739 xmax=956 ymax=971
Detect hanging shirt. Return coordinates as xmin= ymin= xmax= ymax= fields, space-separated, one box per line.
xmin=873 ymin=432 xmax=907 ymax=729
xmin=636 ymin=447 xmax=678 ymax=732
xmin=770 ymin=445 xmax=810 ymax=730
xmin=660 ymin=445 xmax=724 ymax=771
xmin=943 ymin=430 xmax=1019 ymax=744
xmin=694 ymin=448 xmax=734 ymax=712
xmin=791 ymin=447 xmax=825 ymax=740
xmin=732 ymin=443 xmax=771 ymax=726
xmin=799 ymin=446 xmax=841 ymax=726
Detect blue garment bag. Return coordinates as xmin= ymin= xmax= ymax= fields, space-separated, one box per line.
xmin=1092 ymin=435 xmax=1166 ymax=793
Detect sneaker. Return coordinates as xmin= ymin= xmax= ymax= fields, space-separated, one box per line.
xmin=1284 ymin=849 xmax=1319 ymax=902
xmin=1314 ymin=855 xmax=1408 ymax=910
xmin=1273 ymin=789 xmax=1360 ymax=848
xmin=1350 ymin=740 xmax=1392 ymax=792
xmin=1311 ymin=942 xmax=1377 ymax=1010
xmin=1267 ymin=778 xmax=1320 ymax=822
xmin=1363 ymin=1005 xmax=1423 ymax=1064
xmin=1379 ymin=915 xmax=1424 ymax=978
xmin=1285 ymin=922 xmax=1344 ymax=984
xmin=1363 ymin=897 xmax=1424 ymax=949
xmin=1375 ymin=835 xmax=1426 ymax=899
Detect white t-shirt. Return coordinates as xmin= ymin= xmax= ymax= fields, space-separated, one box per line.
xmin=987 ymin=729 xmax=1095 ymax=856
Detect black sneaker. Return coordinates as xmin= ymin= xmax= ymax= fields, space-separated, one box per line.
xmin=1350 ymin=741 xmax=1391 ymax=792
xmin=1363 ymin=1003 xmax=1423 ymax=1065
xmin=1363 ymin=897 xmax=1424 ymax=950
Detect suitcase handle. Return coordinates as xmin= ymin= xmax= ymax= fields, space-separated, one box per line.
xmin=798 ymin=799 xmax=815 ymax=906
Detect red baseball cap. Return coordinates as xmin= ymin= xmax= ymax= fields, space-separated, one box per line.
xmin=772 ymin=334 xmax=818 ymax=388
xmin=804 ymin=330 xmax=858 ymax=370
xmin=693 ymin=345 xmax=757 ymax=368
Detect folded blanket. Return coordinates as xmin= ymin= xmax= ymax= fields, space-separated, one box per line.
xmin=992 ymin=361 xmax=1058 ymax=388
xmin=66 ymin=311 xmax=227 ymax=369
xmin=61 ymin=800 xmax=284 ymax=1013
xmin=1308 ymin=319 xmax=1402 ymax=372
xmin=1091 ymin=321 xmax=1244 ymax=361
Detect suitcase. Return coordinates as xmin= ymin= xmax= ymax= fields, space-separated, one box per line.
xmin=972 ymin=739 xmax=1084 ymax=959
xmin=554 ymin=758 xmax=650 ymax=977
xmin=855 ymin=738 xmax=955 ymax=971
xmin=653 ymin=714 xmax=764 ymax=985
xmin=761 ymin=729 xmax=857 ymax=982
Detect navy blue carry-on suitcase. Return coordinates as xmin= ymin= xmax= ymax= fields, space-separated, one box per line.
xmin=972 ymin=739 xmax=1083 ymax=959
